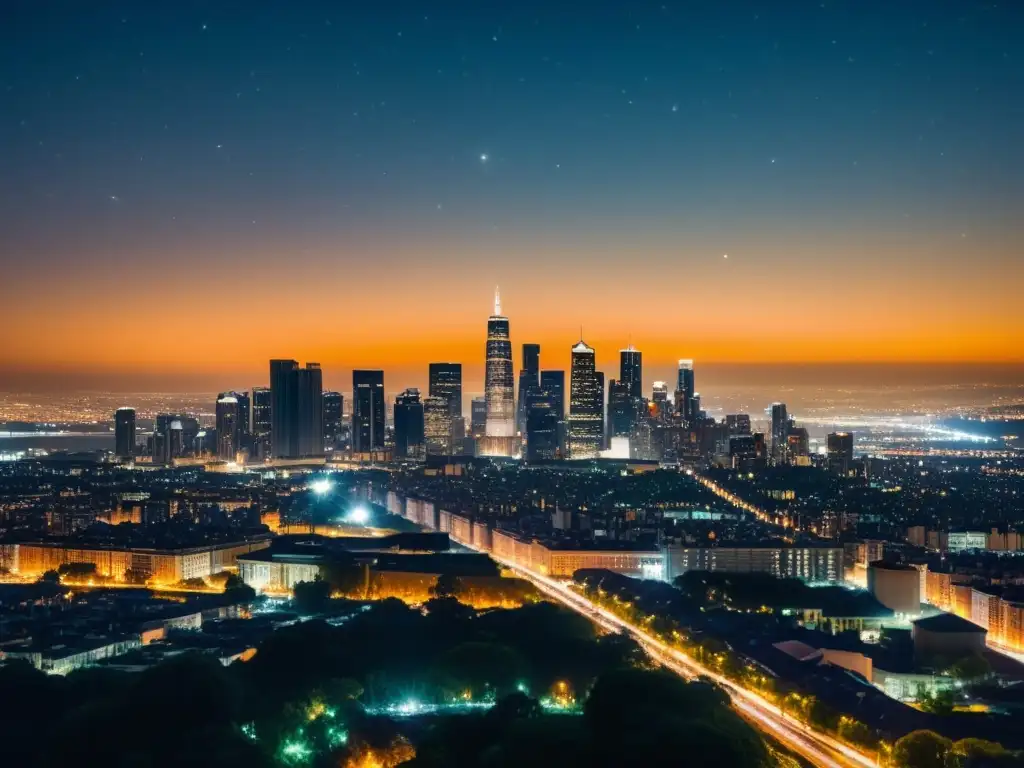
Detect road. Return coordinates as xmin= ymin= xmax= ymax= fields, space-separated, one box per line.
xmin=487 ymin=552 xmax=877 ymax=768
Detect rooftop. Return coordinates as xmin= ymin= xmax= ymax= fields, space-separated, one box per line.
xmin=912 ymin=613 xmax=986 ymax=634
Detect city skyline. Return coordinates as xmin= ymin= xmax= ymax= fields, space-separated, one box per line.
xmin=1 ymin=2 xmax=1021 ymax=392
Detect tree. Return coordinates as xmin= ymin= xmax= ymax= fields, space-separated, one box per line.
xmin=38 ymin=569 xmax=61 ymax=584
xmin=176 ymin=577 xmax=209 ymax=589
xmin=947 ymin=738 xmax=1014 ymax=768
xmin=123 ymin=568 xmax=148 ymax=585
xmin=58 ymin=562 xmax=98 ymax=579
xmin=892 ymin=730 xmax=951 ymax=768
xmin=292 ymin=578 xmax=332 ymax=614
xmin=431 ymin=573 xmax=463 ymax=600
xmin=946 ymin=653 xmax=991 ymax=682
xmin=434 ymin=641 xmax=527 ymax=698
xmin=917 ymin=688 xmax=956 ymax=716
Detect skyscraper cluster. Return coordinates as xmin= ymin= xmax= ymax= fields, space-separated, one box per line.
xmin=110 ymin=288 xmax=828 ymax=470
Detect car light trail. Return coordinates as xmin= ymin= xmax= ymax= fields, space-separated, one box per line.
xmin=473 ymin=545 xmax=877 ymax=768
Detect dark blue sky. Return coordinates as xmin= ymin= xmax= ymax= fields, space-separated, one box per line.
xmin=1 ymin=1 xmax=1021 ymax=386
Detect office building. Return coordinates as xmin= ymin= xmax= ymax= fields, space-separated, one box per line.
xmin=540 ymin=370 xmax=565 ymax=419
xmin=215 ymin=393 xmax=241 ymax=460
xmin=619 ymin=346 xmax=642 ymax=399
xmin=596 ymin=371 xmax=605 ymax=447
xmin=270 ymin=359 xmax=298 ymax=458
xmin=423 ymin=395 xmax=452 ymax=455
xmin=484 ymin=288 xmax=515 ymax=436
xmin=114 ymin=407 xmax=136 ymax=459
xmin=516 ymin=343 xmax=541 ymax=434
xmin=664 ymin=545 xmax=843 ymax=584
xmin=323 ymin=391 xmax=343 ymax=449
xmin=481 ymin=288 xmax=516 ymax=456
xmin=726 ymin=414 xmax=751 ymax=436
xmin=525 ymin=391 xmax=559 ymax=462
xmin=770 ymin=402 xmax=789 ymax=464
xmin=675 ymin=359 xmax=695 ymax=424
xmin=294 ymin=364 xmax=324 ymax=458
xmin=470 ymin=396 xmax=488 ymax=440
xmin=428 ymin=363 xmax=462 ymax=419
xmin=251 ymin=387 xmax=271 ymax=457
xmin=827 ymin=432 xmax=855 ymax=474
xmin=268 ymin=360 xmax=324 ymax=459
xmin=652 ymin=381 xmax=669 ymax=420
xmin=607 ymin=379 xmax=633 ymax=439
xmin=568 ymin=340 xmax=603 ymax=458
xmin=393 ymin=388 xmax=425 ymax=459
xmin=352 ymin=370 xmax=385 ymax=453
xmin=787 ymin=426 xmax=810 ymax=462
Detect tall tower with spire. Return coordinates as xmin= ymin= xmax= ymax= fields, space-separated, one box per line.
xmin=481 ymin=287 xmax=516 ymax=453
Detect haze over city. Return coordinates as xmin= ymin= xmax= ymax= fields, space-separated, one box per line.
xmin=1 ymin=2 xmax=1022 ymax=393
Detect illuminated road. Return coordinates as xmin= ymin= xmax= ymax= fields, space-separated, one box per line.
xmin=482 ymin=552 xmax=877 ymax=768
xmin=689 ymin=470 xmax=781 ymax=526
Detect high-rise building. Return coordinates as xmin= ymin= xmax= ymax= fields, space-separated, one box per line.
xmin=428 ymin=363 xmax=462 ymax=419
xmin=675 ymin=359 xmax=695 ymax=424
xmin=652 ymin=381 xmax=669 ymax=421
xmin=480 ymin=288 xmax=517 ymax=456
xmin=516 ymin=343 xmax=541 ymax=434
xmin=787 ymin=427 xmax=810 ymax=462
xmin=607 ymin=379 xmax=633 ymax=439
xmin=596 ymin=371 xmax=606 ymax=448
xmin=393 ymin=388 xmax=425 ymax=459
xmin=470 ymin=396 xmax=488 ymax=440
xmin=423 ymin=396 xmax=452 ymax=455
xmin=525 ymin=391 xmax=559 ymax=462
xmin=294 ymin=364 xmax=324 ymax=458
xmin=270 ymin=359 xmax=298 ymax=458
xmin=726 ymin=414 xmax=752 ymax=436
xmin=540 ymin=370 xmax=565 ymax=419
xmin=540 ymin=370 xmax=567 ymax=456
xmin=827 ymin=432 xmax=855 ymax=475
xmin=251 ymin=387 xmax=271 ymax=456
xmin=619 ymin=346 xmax=642 ymax=400
xmin=323 ymin=391 xmax=343 ymax=449
xmin=215 ymin=394 xmax=241 ymax=460
xmin=568 ymin=340 xmax=603 ymax=458
xmin=353 ymin=370 xmax=386 ymax=453
xmin=269 ymin=360 xmax=324 ymax=459
xmin=484 ymin=289 xmax=515 ymax=437
xmin=770 ymin=402 xmax=789 ymax=464
xmin=236 ymin=391 xmax=251 ymax=440
xmin=114 ymin=407 xmax=136 ymax=459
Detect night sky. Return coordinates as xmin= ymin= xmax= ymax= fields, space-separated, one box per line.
xmin=1 ymin=2 xmax=1021 ymax=392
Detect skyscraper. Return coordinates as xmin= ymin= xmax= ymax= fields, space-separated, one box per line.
xmin=251 ymin=387 xmax=271 ymax=457
xmin=525 ymin=391 xmax=559 ymax=462
xmin=770 ymin=402 xmax=789 ymax=464
xmin=323 ymin=391 xmax=343 ymax=448
xmin=270 ymin=359 xmax=298 ymax=458
xmin=481 ymin=288 xmax=517 ymax=456
xmin=353 ymin=370 xmax=385 ymax=453
xmin=619 ymin=346 xmax=642 ymax=400
xmin=675 ymin=359 xmax=695 ymax=424
xmin=540 ymin=369 xmax=567 ymax=455
xmin=215 ymin=394 xmax=240 ymax=459
xmin=269 ymin=360 xmax=324 ymax=459
xmin=428 ymin=363 xmax=462 ymax=419
xmin=607 ymin=379 xmax=633 ymax=439
xmin=596 ymin=370 xmax=606 ymax=448
xmin=423 ymin=395 xmax=452 ymax=455
xmin=540 ymin=370 xmax=565 ymax=419
xmin=516 ymin=343 xmax=541 ymax=434
xmin=470 ymin=396 xmax=488 ymax=439
xmin=393 ymin=388 xmax=425 ymax=459
xmin=827 ymin=432 xmax=855 ymax=475
xmin=114 ymin=407 xmax=135 ymax=459
xmin=726 ymin=414 xmax=752 ymax=436
xmin=652 ymin=381 xmax=669 ymax=420
xmin=568 ymin=339 xmax=603 ymax=458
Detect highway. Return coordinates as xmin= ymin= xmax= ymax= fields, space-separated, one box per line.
xmin=485 ymin=552 xmax=878 ymax=768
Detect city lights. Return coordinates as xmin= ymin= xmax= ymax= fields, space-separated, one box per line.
xmin=309 ymin=478 xmax=333 ymax=495
xmin=346 ymin=506 xmax=370 ymax=525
